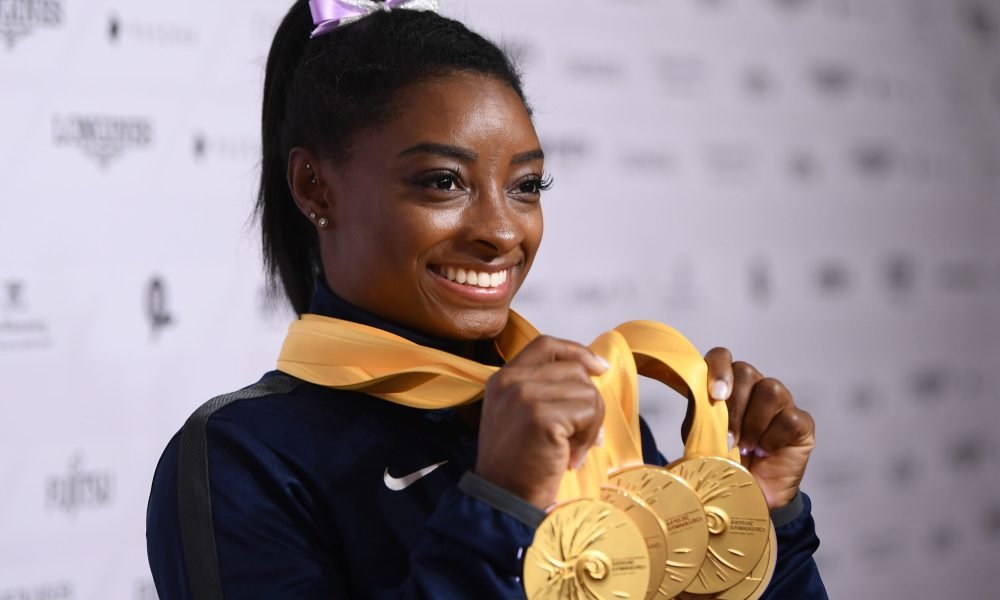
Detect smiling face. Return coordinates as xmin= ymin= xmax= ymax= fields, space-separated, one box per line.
xmin=313 ymin=72 xmax=545 ymax=340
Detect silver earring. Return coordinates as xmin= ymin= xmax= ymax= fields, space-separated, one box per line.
xmin=309 ymin=212 xmax=316 ymax=220
xmin=318 ymin=217 xmax=329 ymax=228
xmin=306 ymin=163 xmax=316 ymax=184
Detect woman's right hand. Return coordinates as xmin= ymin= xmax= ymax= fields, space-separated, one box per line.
xmin=475 ymin=336 xmax=608 ymax=509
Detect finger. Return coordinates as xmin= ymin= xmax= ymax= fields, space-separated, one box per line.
xmin=529 ymin=360 xmax=597 ymax=384
xmin=727 ymin=361 xmax=763 ymax=448
xmin=756 ymin=406 xmax=815 ymax=455
xmin=530 ymin=380 xmax=605 ymax=469
xmin=507 ymin=335 xmax=608 ymax=375
xmin=739 ymin=377 xmax=793 ymax=454
xmin=704 ymin=347 xmax=734 ymax=402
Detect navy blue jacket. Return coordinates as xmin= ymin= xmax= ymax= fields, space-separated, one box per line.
xmin=146 ymin=285 xmax=827 ymax=598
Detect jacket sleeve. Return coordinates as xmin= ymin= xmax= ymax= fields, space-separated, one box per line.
xmin=146 ymin=417 xmax=536 ymax=600
xmin=637 ymin=417 xmax=829 ymax=599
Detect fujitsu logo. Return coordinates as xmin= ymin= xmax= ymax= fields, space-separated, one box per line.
xmin=0 ymin=0 xmax=63 ymax=49
xmin=52 ymin=114 xmax=153 ymax=167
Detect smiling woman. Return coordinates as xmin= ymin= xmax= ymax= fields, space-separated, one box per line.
xmin=145 ymin=2 xmax=826 ymax=599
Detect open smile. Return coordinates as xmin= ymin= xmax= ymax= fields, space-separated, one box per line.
xmin=428 ymin=264 xmax=515 ymax=301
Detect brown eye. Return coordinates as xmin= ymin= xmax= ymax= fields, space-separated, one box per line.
xmin=431 ymin=175 xmax=459 ymax=191
xmin=511 ymin=174 xmax=553 ymax=197
xmin=518 ymin=180 xmax=541 ymax=194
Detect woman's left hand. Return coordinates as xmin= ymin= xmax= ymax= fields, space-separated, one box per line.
xmin=704 ymin=348 xmax=816 ymax=510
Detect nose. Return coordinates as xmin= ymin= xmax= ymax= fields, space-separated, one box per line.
xmin=465 ymin=184 xmax=520 ymax=257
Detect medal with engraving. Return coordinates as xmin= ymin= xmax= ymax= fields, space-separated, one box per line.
xmin=678 ymin=522 xmax=776 ymax=600
xmin=666 ymin=457 xmax=770 ymax=595
xmin=524 ymin=498 xmax=651 ymax=600
xmin=609 ymin=465 xmax=709 ymax=598
xmin=600 ymin=485 xmax=670 ymax=600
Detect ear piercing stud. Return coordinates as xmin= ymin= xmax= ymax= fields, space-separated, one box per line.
xmin=309 ymin=212 xmax=317 ymax=220
xmin=306 ymin=162 xmax=316 ymax=184
xmin=317 ymin=217 xmax=329 ymax=228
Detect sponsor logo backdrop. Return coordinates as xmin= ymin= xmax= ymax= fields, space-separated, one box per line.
xmin=1 ymin=0 xmax=998 ymax=597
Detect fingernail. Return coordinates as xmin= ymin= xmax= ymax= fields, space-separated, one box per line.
xmin=754 ymin=447 xmax=769 ymax=458
xmin=574 ymin=453 xmax=588 ymax=470
xmin=710 ymin=380 xmax=730 ymax=401
xmin=595 ymin=355 xmax=610 ymax=372
xmin=727 ymin=431 xmax=736 ymax=451
xmin=595 ymin=427 xmax=605 ymax=447
xmin=739 ymin=445 xmax=752 ymax=457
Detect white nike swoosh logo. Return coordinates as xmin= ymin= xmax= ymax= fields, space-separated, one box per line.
xmin=383 ymin=460 xmax=448 ymax=491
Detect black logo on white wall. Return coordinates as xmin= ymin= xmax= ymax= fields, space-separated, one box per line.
xmin=45 ymin=454 xmax=115 ymax=517
xmin=0 ymin=581 xmax=73 ymax=600
xmin=193 ymin=133 xmax=259 ymax=161
xmin=147 ymin=276 xmax=174 ymax=338
xmin=53 ymin=114 xmax=153 ymax=167
xmin=0 ymin=0 xmax=62 ymax=49
xmin=107 ymin=13 xmax=199 ymax=46
xmin=0 ymin=279 xmax=51 ymax=351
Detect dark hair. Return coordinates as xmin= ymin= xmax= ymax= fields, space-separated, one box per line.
xmin=257 ymin=2 xmax=528 ymax=314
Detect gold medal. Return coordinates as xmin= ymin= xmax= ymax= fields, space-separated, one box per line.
xmin=600 ymin=485 xmax=669 ymax=600
xmin=609 ymin=465 xmax=709 ymax=598
xmin=678 ymin=523 xmax=777 ymax=600
xmin=667 ymin=457 xmax=770 ymax=595
xmin=524 ymin=498 xmax=651 ymax=600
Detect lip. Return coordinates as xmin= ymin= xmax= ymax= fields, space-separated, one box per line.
xmin=427 ymin=264 xmax=516 ymax=304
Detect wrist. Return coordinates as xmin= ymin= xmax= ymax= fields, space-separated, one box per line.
xmin=473 ymin=467 xmax=553 ymax=510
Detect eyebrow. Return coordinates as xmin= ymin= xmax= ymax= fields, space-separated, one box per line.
xmin=397 ymin=142 xmax=545 ymax=165
xmin=397 ymin=143 xmax=477 ymax=161
xmin=511 ymin=149 xmax=544 ymax=164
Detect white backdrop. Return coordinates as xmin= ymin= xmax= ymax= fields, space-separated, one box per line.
xmin=1 ymin=0 xmax=999 ymax=598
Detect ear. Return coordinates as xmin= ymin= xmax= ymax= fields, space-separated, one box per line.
xmin=287 ymin=147 xmax=332 ymax=228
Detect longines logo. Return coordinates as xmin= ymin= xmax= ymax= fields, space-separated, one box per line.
xmin=193 ymin=133 xmax=259 ymax=161
xmin=53 ymin=114 xmax=153 ymax=168
xmin=0 ymin=279 xmax=51 ymax=351
xmin=0 ymin=0 xmax=62 ymax=49
xmin=45 ymin=454 xmax=115 ymax=517
xmin=0 ymin=581 xmax=73 ymax=600
xmin=107 ymin=14 xmax=199 ymax=46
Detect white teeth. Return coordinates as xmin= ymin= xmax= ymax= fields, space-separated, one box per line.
xmin=438 ymin=266 xmax=509 ymax=289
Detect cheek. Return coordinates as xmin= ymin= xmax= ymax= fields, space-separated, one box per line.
xmin=521 ymin=209 xmax=544 ymax=258
xmin=385 ymin=207 xmax=463 ymax=266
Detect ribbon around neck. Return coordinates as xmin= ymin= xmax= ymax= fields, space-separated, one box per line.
xmin=308 ymin=0 xmax=440 ymax=38
xmin=277 ymin=311 xmax=736 ymax=502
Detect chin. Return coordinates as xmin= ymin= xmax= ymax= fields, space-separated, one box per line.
xmin=445 ymin=309 xmax=510 ymax=340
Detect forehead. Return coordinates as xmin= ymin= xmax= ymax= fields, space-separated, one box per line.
xmin=375 ymin=72 xmax=539 ymax=153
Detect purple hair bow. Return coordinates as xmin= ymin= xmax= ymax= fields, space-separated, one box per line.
xmin=308 ymin=0 xmax=440 ymax=38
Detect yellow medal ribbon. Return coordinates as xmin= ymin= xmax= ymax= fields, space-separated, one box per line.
xmin=277 ymin=311 xmax=736 ymax=502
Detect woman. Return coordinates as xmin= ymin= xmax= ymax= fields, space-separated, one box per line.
xmin=146 ymin=2 xmax=827 ymax=598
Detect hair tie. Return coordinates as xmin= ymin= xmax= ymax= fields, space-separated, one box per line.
xmin=308 ymin=0 xmax=440 ymax=38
